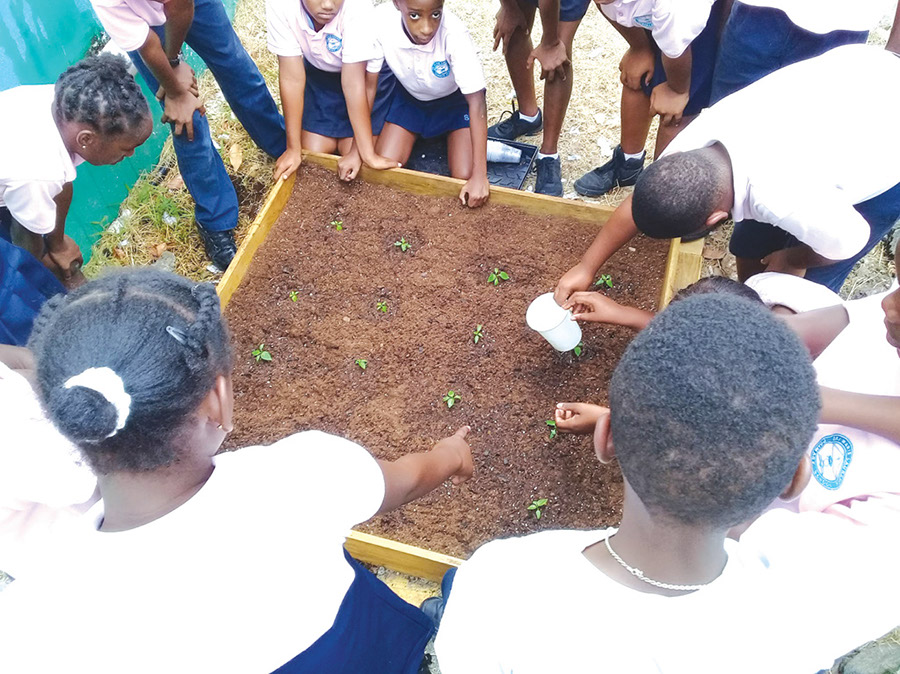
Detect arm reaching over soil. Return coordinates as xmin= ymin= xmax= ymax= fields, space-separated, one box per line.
xmin=563 ymin=291 xmax=654 ymax=330
xmin=554 ymin=402 xmax=608 ymax=435
xmin=376 ymin=426 xmax=473 ymax=514
xmin=342 ymin=63 xmax=401 ymax=172
xmin=274 ymin=55 xmax=306 ymax=182
xmin=460 ymin=91 xmax=489 ymax=208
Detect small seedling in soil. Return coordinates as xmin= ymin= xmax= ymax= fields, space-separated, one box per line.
xmin=330 ymin=219 xmax=344 ymax=231
xmin=355 ymin=358 xmax=368 ymax=370
xmin=573 ymin=342 xmax=584 ymax=357
xmin=394 ymin=237 xmax=411 ymax=252
xmin=487 ymin=268 xmax=510 ymax=285
xmin=473 ymin=324 xmax=484 ymax=344
xmin=594 ymin=274 xmax=613 ymax=289
xmin=546 ymin=419 xmax=558 ymax=440
xmin=289 ymin=290 xmax=299 ymax=302
xmin=376 ymin=301 xmax=388 ymax=313
xmin=528 ymin=498 xmax=549 ymax=520
xmin=252 ymin=344 xmax=272 ymax=362
xmin=443 ymin=390 xmax=461 ymax=409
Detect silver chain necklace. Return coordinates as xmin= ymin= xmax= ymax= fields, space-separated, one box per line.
xmin=604 ymin=536 xmax=711 ymax=592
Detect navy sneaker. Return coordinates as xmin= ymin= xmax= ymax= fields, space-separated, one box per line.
xmin=574 ymin=145 xmax=645 ymax=197
xmin=420 ymin=596 xmax=445 ymax=631
xmin=197 ymin=226 xmax=237 ymax=271
xmin=534 ymin=155 xmax=563 ymax=197
xmin=488 ymin=107 xmax=543 ymax=141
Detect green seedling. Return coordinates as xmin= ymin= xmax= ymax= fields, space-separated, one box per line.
xmin=252 ymin=344 xmax=272 ymax=362
xmin=376 ymin=301 xmax=388 ymax=313
xmin=289 ymin=290 xmax=299 ymax=302
xmin=330 ymin=219 xmax=344 ymax=231
xmin=355 ymin=358 xmax=368 ymax=370
xmin=473 ymin=324 xmax=484 ymax=344
xmin=443 ymin=390 xmax=461 ymax=409
xmin=527 ymin=498 xmax=549 ymax=520
xmin=545 ymin=419 xmax=558 ymax=440
xmin=487 ymin=268 xmax=510 ymax=285
xmin=394 ymin=237 xmax=411 ymax=252
xmin=594 ymin=274 xmax=613 ymax=289
xmin=573 ymin=342 xmax=584 ymax=357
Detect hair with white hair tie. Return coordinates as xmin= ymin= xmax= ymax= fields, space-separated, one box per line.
xmin=64 ymin=367 xmax=132 ymax=438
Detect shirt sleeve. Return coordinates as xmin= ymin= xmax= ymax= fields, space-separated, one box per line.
xmin=446 ymin=18 xmax=486 ymax=95
xmin=342 ymin=0 xmax=380 ymax=70
xmin=266 ymin=0 xmax=305 ymax=57
xmin=651 ymin=0 xmax=717 ymax=59
xmin=90 ymin=1 xmax=152 ymax=53
xmin=2 ymin=181 xmax=61 ymax=235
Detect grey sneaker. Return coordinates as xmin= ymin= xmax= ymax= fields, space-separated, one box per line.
xmin=574 ymin=145 xmax=645 ymax=197
xmin=534 ymin=155 xmax=563 ymax=196
xmin=488 ymin=108 xmax=543 ymax=140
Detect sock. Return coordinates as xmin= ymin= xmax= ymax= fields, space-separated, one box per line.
xmin=537 ymin=152 xmax=559 ymax=160
xmin=518 ymin=110 xmax=540 ymax=123
xmin=623 ymin=150 xmax=646 ymax=162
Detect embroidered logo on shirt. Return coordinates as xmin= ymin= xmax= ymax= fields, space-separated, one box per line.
xmin=633 ymin=14 xmax=653 ymax=29
xmin=432 ymin=60 xmax=451 ymax=78
xmin=810 ymin=433 xmax=853 ymax=491
xmin=325 ymin=34 xmax=342 ymax=53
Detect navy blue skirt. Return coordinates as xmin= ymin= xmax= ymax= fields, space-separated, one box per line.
xmin=385 ymin=85 xmax=470 ymax=139
xmin=303 ymin=61 xmax=396 ymax=139
xmin=641 ymin=0 xmax=726 ymax=116
xmin=272 ymin=550 xmax=434 ymax=674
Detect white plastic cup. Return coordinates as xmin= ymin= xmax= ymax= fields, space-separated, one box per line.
xmin=526 ymin=292 xmax=582 ymax=352
xmin=486 ymin=139 xmax=523 ymax=164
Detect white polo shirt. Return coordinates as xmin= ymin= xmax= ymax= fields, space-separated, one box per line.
xmin=600 ymin=0 xmax=718 ymax=58
xmin=369 ymin=4 xmax=486 ymax=101
xmin=0 ymin=85 xmax=81 ymax=235
xmin=90 ymin=0 xmax=168 ymax=53
xmin=736 ymin=0 xmax=893 ymax=34
xmin=266 ymin=0 xmax=381 ymax=73
xmin=662 ymin=44 xmax=900 ymax=261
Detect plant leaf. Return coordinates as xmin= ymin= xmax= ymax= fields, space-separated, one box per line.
xmin=536 ymin=498 xmax=548 ymax=507
xmin=260 ymin=352 xmax=272 ymax=362
xmin=535 ymin=509 xmax=542 ymax=519
xmin=498 ymin=271 xmax=510 ymax=280
xmin=527 ymin=504 xmax=537 ymax=510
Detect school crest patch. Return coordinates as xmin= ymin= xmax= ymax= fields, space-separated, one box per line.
xmin=810 ymin=433 xmax=853 ymax=491
xmin=432 ymin=60 xmax=451 ymax=78
xmin=325 ymin=33 xmax=342 ymax=53
xmin=633 ymin=14 xmax=653 ymax=29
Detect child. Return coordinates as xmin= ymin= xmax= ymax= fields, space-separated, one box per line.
xmin=357 ymin=0 xmax=490 ymax=208
xmin=573 ymin=0 xmax=724 ymax=198
xmin=266 ymin=0 xmax=398 ymax=183
xmin=555 ymin=44 xmax=900 ymax=302
xmin=488 ymin=0 xmax=591 ymax=196
xmin=435 ymin=294 xmax=900 ymax=673
xmin=0 ymin=54 xmax=152 ymax=343
xmin=89 ymin=0 xmax=288 ymax=270
xmin=0 ymin=269 xmax=473 ymax=673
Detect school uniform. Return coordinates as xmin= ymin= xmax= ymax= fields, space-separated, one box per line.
xmin=710 ymin=0 xmax=890 ymax=102
xmin=89 ymin=0 xmax=287 ymax=233
xmin=370 ymin=4 xmax=486 ymax=139
xmin=600 ymin=0 xmax=725 ymax=116
xmin=661 ymin=45 xmax=900 ymax=292
xmin=0 ymin=431 xmax=433 ymax=673
xmin=522 ymin=0 xmax=592 ymax=23
xmin=266 ymin=0 xmax=394 ymax=139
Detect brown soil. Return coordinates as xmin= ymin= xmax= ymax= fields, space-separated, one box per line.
xmin=223 ymin=163 xmax=668 ymax=557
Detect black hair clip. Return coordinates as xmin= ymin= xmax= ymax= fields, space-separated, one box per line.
xmin=166 ymin=325 xmax=189 ymax=345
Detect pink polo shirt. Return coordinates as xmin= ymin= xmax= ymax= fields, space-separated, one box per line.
xmin=89 ymin=0 xmax=170 ymax=52
xmin=266 ymin=0 xmax=380 ymax=73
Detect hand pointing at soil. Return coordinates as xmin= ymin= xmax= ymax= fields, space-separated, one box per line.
xmin=437 ymin=426 xmax=474 ymax=485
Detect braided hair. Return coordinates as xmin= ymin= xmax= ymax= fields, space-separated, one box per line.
xmin=54 ymin=53 xmax=151 ymax=137
xmin=28 ymin=269 xmax=232 ymax=474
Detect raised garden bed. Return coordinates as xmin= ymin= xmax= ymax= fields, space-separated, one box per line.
xmin=218 ymin=154 xmax=702 ymax=574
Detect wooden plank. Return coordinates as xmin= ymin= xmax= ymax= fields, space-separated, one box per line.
xmin=659 ymin=237 xmax=705 ymax=308
xmin=217 ymin=172 xmax=296 ymax=309
xmin=345 ymin=530 xmax=464 ymax=582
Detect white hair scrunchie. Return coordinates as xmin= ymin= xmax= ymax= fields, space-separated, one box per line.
xmin=64 ymin=367 xmax=132 ymax=438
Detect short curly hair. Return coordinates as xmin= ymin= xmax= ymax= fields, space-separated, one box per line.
xmin=632 ymin=151 xmax=728 ymax=239
xmin=610 ymin=294 xmax=820 ymax=529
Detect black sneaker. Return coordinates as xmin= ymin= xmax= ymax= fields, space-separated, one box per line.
xmin=420 ymin=596 xmax=445 ymax=631
xmin=488 ymin=108 xmax=543 ymax=141
xmin=534 ymin=155 xmax=563 ymax=197
xmin=197 ymin=226 xmax=237 ymax=271
xmin=574 ymin=145 xmax=645 ymax=197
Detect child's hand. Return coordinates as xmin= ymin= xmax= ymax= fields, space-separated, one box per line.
xmin=338 ymin=152 xmax=362 ymax=182
xmin=156 ymin=62 xmax=199 ymax=100
xmin=161 ymin=90 xmax=206 ymax=141
xmin=619 ymin=47 xmax=655 ymax=91
xmin=363 ymin=154 xmax=402 ymax=171
xmin=433 ymin=426 xmax=474 ymax=485
xmin=460 ymin=174 xmax=490 ymax=208
xmin=273 ymin=147 xmax=302 ymax=182
xmin=554 ymin=262 xmax=595 ymax=305
xmin=563 ymin=291 xmax=626 ymax=324
xmin=528 ymin=40 xmax=570 ymax=82
xmin=43 ymin=235 xmax=84 ymax=289
xmin=493 ymin=2 xmax=529 ymax=54
xmin=649 ymin=82 xmax=689 ymax=127
xmin=555 ymin=402 xmax=609 ymax=435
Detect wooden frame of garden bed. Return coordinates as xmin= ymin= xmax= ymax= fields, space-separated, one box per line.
xmin=217 ymin=151 xmax=703 ymax=581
